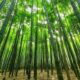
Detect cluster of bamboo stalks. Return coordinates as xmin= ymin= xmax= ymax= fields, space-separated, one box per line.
xmin=0 ymin=0 xmax=80 ymax=80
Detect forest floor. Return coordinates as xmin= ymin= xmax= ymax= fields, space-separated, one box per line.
xmin=0 ymin=70 xmax=77 ymax=80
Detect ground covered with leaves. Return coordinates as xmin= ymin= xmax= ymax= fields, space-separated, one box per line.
xmin=0 ymin=70 xmax=77 ymax=80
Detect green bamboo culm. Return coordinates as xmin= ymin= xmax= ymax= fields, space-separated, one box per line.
xmin=0 ymin=0 xmax=6 ymax=10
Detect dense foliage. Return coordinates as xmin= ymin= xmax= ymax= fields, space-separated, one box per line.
xmin=0 ymin=0 xmax=80 ymax=80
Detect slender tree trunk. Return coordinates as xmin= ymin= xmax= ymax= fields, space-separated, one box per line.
xmin=0 ymin=0 xmax=6 ymax=10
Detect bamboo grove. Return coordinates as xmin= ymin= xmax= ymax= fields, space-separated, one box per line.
xmin=0 ymin=0 xmax=80 ymax=80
